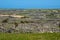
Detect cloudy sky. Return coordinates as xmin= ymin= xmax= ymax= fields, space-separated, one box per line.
xmin=0 ymin=0 xmax=60 ymax=9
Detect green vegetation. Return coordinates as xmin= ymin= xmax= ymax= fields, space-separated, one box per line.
xmin=2 ymin=18 xmax=8 ymax=23
xmin=0 ymin=33 xmax=60 ymax=40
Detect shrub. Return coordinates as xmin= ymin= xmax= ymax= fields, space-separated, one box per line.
xmin=2 ymin=18 xmax=8 ymax=23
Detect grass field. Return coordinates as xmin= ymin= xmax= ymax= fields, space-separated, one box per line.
xmin=0 ymin=33 xmax=60 ymax=40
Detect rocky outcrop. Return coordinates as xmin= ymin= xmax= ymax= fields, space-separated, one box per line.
xmin=0 ymin=21 xmax=60 ymax=33
xmin=0 ymin=9 xmax=60 ymax=33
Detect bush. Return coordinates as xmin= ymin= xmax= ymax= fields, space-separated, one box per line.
xmin=2 ymin=18 xmax=8 ymax=23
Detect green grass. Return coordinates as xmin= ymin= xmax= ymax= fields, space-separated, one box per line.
xmin=0 ymin=33 xmax=60 ymax=40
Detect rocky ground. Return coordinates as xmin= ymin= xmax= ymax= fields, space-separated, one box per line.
xmin=0 ymin=9 xmax=60 ymax=33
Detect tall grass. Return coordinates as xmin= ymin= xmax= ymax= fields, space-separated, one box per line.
xmin=0 ymin=33 xmax=60 ymax=40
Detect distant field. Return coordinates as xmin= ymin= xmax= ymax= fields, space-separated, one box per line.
xmin=0 ymin=33 xmax=60 ymax=40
